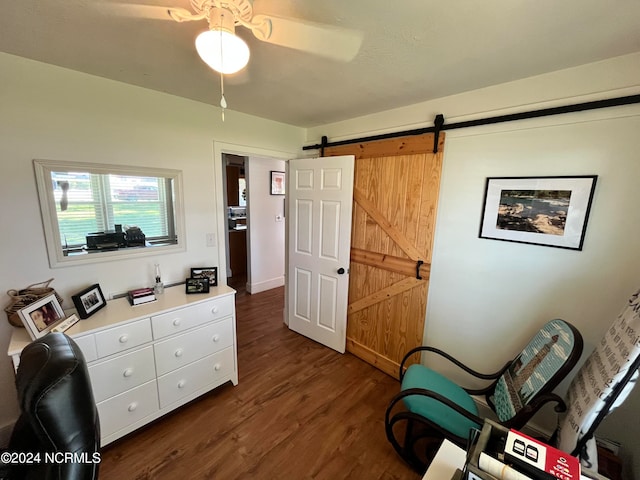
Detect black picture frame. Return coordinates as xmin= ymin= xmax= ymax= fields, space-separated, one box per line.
xmin=71 ymin=283 xmax=107 ymax=319
xmin=185 ymin=277 xmax=210 ymax=294
xmin=190 ymin=267 xmax=218 ymax=287
xmin=270 ymin=171 xmax=285 ymax=195
xmin=479 ymin=175 xmax=598 ymax=250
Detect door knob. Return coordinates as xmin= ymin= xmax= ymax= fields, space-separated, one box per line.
xmin=337 ymin=267 xmax=345 ymax=275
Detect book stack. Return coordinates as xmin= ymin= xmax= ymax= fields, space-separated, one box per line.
xmin=128 ymin=287 xmax=156 ymax=306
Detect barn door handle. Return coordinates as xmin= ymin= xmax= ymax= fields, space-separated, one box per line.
xmin=337 ymin=267 xmax=346 ymax=275
xmin=416 ymin=260 xmax=424 ymax=280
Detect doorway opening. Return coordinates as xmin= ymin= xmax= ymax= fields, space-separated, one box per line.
xmin=223 ymin=153 xmax=248 ymax=291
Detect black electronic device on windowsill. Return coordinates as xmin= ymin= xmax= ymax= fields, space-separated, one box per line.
xmin=86 ymin=231 xmax=126 ymax=250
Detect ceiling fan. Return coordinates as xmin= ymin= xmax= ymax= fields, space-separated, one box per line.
xmin=104 ymin=0 xmax=362 ymax=119
xmin=107 ymin=0 xmax=363 ymax=74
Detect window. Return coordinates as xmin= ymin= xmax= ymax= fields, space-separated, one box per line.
xmin=34 ymin=160 xmax=185 ymax=268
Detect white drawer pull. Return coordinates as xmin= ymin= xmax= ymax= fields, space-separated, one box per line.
xmin=172 ymin=318 xmax=182 ymax=327
xmin=214 ymin=363 xmax=221 ymax=371
xmin=212 ymin=335 xmax=220 ymax=343
xmin=174 ymin=348 xmax=184 ymax=358
xmin=177 ymin=380 xmax=186 ymax=389
xmin=119 ymin=334 xmax=129 ymax=344
xmin=123 ymin=368 xmax=134 ymax=378
xmin=211 ymin=306 xmax=219 ymax=314
xmin=128 ymin=402 xmax=138 ymax=412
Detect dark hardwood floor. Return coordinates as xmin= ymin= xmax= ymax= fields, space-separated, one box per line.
xmin=98 ymin=281 xmax=420 ymax=480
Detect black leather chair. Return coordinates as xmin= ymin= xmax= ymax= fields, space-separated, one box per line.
xmin=2 ymin=332 xmax=100 ymax=480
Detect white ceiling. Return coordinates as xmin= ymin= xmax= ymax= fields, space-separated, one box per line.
xmin=2 ymin=0 xmax=640 ymax=128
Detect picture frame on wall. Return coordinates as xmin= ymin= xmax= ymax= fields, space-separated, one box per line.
xmin=270 ymin=171 xmax=285 ymax=195
xmin=18 ymin=293 xmax=66 ymax=340
xmin=190 ymin=267 xmax=218 ymax=287
xmin=71 ymin=283 xmax=107 ymax=319
xmin=479 ymin=175 xmax=598 ymax=250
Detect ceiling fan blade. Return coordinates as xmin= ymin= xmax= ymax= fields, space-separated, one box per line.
xmin=96 ymin=3 xmax=185 ymax=21
xmin=252 ymin=14 xmax=363 ymax=62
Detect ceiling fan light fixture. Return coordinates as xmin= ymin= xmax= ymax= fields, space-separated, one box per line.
xmin=195 ymin=28 xmax=250 ymax=75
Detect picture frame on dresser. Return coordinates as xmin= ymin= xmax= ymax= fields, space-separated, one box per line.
xmin=186 ymin=277 xmax=210 ymax=294
xmin=18 ymin=293 xmax=66 ymax=340
xmin=190 ymin=267 xmax=218 ymax=287
xmin=72 ymin=283 xmax=107 ymax=319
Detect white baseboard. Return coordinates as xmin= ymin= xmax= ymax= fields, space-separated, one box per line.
xmin=247 ymin=276 xmax=284 ymax=294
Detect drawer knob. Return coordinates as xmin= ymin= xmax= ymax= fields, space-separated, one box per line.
xmin=211 ymin=306 xmax=219 ymax=314
xmin=119 ymin=334 xmax=129 ymax=344
xmin=128 ymin=402 xmax=138 ymax=412
xmin=172 ymin=318 xmax=182 ymax=327
xmin=174 ymin=348 xmax=184 ymax=358
xmin=212 ymin=335 xmax=220 ymax=343
xmin=214 ymin=363 xmax=221 ymax=371
xmin=123 ymin=368 xmax=134 ymax=378
xmin=177 ymin=380 xmax=186 ymax=389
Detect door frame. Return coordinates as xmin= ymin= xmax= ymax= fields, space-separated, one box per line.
xmin=213 ymin=142 xmax=298 ymax=294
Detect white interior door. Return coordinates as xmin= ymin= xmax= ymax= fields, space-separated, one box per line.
xmin=287 ymin=155 xmax=354 ymax=353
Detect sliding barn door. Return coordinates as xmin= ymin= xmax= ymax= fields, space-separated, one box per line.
xmin=325 ymin=133 xmax=445 ymax=378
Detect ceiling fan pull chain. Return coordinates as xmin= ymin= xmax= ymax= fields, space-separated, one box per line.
xmin=220 ymin=71 xmax=227 ymax=122
xmin=219 ymin=22 xmax=227 ymax=122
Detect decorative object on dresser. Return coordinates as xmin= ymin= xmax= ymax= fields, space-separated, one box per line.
xmin=128 ymin=287 xmax=157 ymax=306
xmin=4 ymin=278 xmax=63 ymax=327
xmin=190 ymin=267 xmax=218 ymax=287
xmin=7 ymin=285 xmax=238 ymax=446
xmin=186 ymin=277 xmax=210 ymax=294
xmin=72 ymin=283 xmax=107 ymax=319
xmin=17 ymin=293 xmax=67 ymax=340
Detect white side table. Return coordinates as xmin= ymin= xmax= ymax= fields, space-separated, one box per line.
xmin=422 ymin=440 xmax=467 ymax=480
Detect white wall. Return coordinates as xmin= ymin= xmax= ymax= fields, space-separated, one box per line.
xmin=0 ymin=52 xmax=304 ymax=442
xmin=307 ymin=52 xmax=640 ymax=478
xmin=245 ymin=156 xmax=286 ymax=293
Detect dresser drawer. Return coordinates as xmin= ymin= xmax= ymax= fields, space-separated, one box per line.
xmin=97 ymin=380 xmax=159 ymax=439
xmin=157 ymin=347 xmax=234 ymax=408
xmin=153 ymin=318 xmax=234 ymax=376
xmin=73 ymin=334 xmax=98 ymax=363
xmin=151 ymin=295 xmax=234 ymax=339
xmin=94 ymin=318 xmax=152 ymax=358
xmin=89 ymin=346 xmax=156 ymax=403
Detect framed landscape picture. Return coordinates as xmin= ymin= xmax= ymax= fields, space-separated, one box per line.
xmin=479 ymin=175 xmax=598 ymax=250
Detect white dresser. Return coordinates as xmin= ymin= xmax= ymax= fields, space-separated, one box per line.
xmin=7 ymin=285 xmax=238 ymax=446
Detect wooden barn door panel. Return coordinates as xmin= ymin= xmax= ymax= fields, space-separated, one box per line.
xmin=325 ymin=133 xmax=444 ymax=378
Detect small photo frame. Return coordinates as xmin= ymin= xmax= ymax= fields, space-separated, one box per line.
xmin=479 ymin=175 xmax=598 ymax=250
xmin=186 ymin=277 xmax=210 ymax=294
xmin=71 ymin=283 xmax=107 ymax=319
xmin=270 ymin=171 xmax=285 ymax=195
xmin=191 ymin=267 xmax=218 ymax=287
xmin=19 ymin=293 xmax=66 ymax=340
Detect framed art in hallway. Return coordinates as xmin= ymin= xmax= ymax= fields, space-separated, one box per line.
xmin=270 ymin=171 xmax=285 ymax=195
xmin=479 ymin=175 xmax=598 ymax=250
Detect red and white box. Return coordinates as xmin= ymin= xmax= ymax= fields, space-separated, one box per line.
xmin=504 ymin=429 xmax=581 ymax=480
